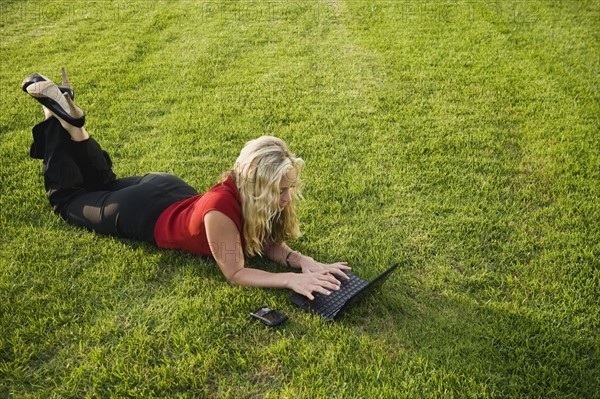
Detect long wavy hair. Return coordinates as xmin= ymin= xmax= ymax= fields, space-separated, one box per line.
xmin=224 ymin=136 xmax=304 ymax=257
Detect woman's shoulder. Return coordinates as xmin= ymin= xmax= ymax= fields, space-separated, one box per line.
xmin=197 ymin=176 xmax=241 ymax=215
xmin=205 ymin=175 xmax=241 ymax=203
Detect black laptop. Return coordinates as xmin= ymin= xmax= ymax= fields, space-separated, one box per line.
xmin=291 ymin=263 xmax=399 ymax=320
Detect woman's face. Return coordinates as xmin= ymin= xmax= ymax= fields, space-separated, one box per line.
xmin=278 ymin=167 xmax=298 ymax=210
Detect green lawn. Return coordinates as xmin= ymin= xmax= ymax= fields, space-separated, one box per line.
xmin=1 ymin=1 xmax=598 ymax=397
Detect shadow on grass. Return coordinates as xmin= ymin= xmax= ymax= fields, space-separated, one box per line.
xmin=342 ymin=276 xmax=597 ymax=398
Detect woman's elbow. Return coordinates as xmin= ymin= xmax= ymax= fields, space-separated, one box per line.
xmin=225 ymin=268 xmax=245 ymax=286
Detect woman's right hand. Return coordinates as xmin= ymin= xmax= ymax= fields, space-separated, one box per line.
xmin=287 ymin=270 xmax=342 ymax=300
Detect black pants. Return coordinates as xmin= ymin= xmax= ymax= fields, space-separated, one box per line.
xmin=32 ymin=118 xmax=198 ymax=244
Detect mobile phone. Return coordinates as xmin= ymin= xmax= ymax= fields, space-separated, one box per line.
xmin=251 ymin=306 xmax=288 ymax=326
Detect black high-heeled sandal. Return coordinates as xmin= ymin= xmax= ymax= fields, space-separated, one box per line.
xmin=23 ymin=70 xmax=85 ymax=127
xmin=22 ymin=67 xmax=75 ymax=99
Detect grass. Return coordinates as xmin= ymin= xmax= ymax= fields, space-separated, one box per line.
xmin=1 ymin=0 xmax=598 ymax=397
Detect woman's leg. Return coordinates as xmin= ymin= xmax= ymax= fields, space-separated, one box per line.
xmin=60 ymin=173 xmax=198 ymax=243
xmin=23 ymin=72 xmax=198 ymax=243
xmin=32 ymin=114 xmax=197 ymax=243
xmin=33 ymin=116 xmax=117 ymax=214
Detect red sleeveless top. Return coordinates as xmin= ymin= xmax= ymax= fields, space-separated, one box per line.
xmin=153 ymin=176 xmax=245 ymax=256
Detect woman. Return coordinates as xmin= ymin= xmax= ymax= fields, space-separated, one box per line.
xmin=22 ymin=68 xmax=350 ymax=300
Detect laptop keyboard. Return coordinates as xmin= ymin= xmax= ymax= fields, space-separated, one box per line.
xmin=304 ymin=271 xmax=369 ymax=318
xmin=291 ymin=263 xmax=400 ymax=320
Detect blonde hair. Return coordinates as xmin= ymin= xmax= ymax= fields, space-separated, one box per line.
xmin=226 ymin=136 xmax=304 ymax=257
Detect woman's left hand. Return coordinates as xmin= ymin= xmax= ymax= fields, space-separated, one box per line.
xmin=299 ymin=256 xmax=351 ymax=280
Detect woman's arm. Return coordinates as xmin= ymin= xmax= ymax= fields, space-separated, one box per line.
xmin=263 ymin=241 xmax=351 ymax=280
xmin=204 ymin=211 xmax=341 ymax=299
xmin=263 ymin=240 xmax=304 ymax=269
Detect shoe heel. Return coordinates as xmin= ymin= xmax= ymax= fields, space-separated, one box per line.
xmin=60 ymin=67 xmax=75 ymax=100
xmin=64 ymin=93 xmax=85 ymax=126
